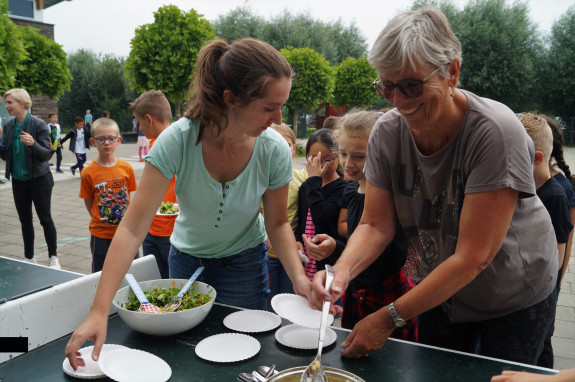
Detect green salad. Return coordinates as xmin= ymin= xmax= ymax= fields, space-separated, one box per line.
xmin=122 ymin=283 xmax=212 ymax=312
xmin=159 ymin=201 xmax=179 ymax=215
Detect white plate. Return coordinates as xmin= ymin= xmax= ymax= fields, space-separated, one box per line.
xmin=271 ymin=294 xmax=334 ymax=328
xmin=99 ymin=348 xmax=171 ymax=382
xmin=195 ymin=333 xmax=260 ymax=363
xmin=275 ymin=324 xmax=338 ymax=349
xmin=223 ymin=310 xmax=282 ymax=333
xmin=156 ymin=203 xmax=179 ymax=216
xmin=62 ymin=344 xmax=127 ymax=379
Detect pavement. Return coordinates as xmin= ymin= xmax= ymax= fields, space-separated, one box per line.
xmin=0 ymin=140 xmax=574 ymax=369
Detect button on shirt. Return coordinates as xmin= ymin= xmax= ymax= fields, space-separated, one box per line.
xmin=146 ymin=117 xmax=292 ymax=258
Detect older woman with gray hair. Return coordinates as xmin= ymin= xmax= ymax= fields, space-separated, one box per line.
xmin=0 ymin=88 xmax=60 ymax=268
xmin=310 ymin=6 xmax=557 ymax=364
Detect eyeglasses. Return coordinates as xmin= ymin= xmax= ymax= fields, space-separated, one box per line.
xmin=94 ymin=136 xmax=119 ymax=145
xmin=372 ymin=68 xmax=440 ymax=99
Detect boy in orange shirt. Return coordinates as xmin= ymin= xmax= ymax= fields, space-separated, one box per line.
xmin=79 ymin=118 xmax=138 ymax=272
xmin=130 ymin=90 xmax=175 ymax=278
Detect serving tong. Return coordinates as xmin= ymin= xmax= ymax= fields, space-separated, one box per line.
xmin=125 ymin=274 xmax=161 ymax=313
xmin=160 ymin=266 xmax=204 ymax=313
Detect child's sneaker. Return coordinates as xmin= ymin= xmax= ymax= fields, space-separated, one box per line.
xmin=56 ymin=168 xmax=64 ymax=173
xmin=70 ymin=166 xmax=76 ymax=176
xmin=49 ymin=257 xmax=61 ymax=269
xmin=25 ymin=256 xmax=37 ymax=264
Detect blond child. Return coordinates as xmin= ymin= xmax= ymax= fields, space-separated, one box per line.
xmin=79 ymin=118 xmax=138 ymax=272
xmin=519 ymin=112 xmax=572 ymax=368
xmin=130 ymin=90 xmax=174 ymax=278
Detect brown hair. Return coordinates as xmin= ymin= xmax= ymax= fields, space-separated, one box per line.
xmin=130 ymin=90 xmax=172 ymax=123
xmin=184 ymin=38 xmax=293 ymax=144
xmin=543 ymin=115 xmax=575 ymax=186
xmin=333 ymin=110 xmax=381 ymax=153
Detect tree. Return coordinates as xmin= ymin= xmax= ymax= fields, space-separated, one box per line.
xmin=540 ymin=5 xmax=575 ymax=119
xmin=15 ymin=26 xmax=71 ymax=99
xmin=333 ymin=57 xmax=379 ymax=110
xmin=214 ymin=7 xmax=368 ymax=65
xmin=449 ymin=0 xmax=542 ymax=112
xmin=213 ymin=7 xmax=265 ymax=43
xmin=58 ymin=50 xmax=99 ymax=128
xmin=0 ymin=0 xmax=26 ymax=91
xmin=126 ymin=5 xmax=215 ymax=117
xmin=280 ymin=47 xmax=334 ymax=136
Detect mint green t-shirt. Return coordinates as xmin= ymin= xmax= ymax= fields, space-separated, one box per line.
xmin=146 ymin=117 xmax=293 ymax=258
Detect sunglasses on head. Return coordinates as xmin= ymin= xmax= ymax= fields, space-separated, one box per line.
xmin=372 ymin=68 xmax=440 ymax=99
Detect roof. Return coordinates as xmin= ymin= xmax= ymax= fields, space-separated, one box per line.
xmin=43 ymin=0 xmax=71 ymax=10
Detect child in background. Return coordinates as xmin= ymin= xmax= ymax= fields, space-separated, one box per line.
xmin=134 ymin=119 xmax=148 ymax=162
xmin=84 ymin=109 xmax=92 ymax=128
xmin=545 ymin=115 xmax=575 ymax=282
xmin=79 ymin=118 xmax=138 ymax=273
xmin=295 ymin=128 xmax=347 ymax=280
xmin=130 ymin=90 xmax=175 ymax=279
xmin=48 ymin=113 xmax=63 ymax=173
xmin=60 ymin=116 xmax=90 ymax=175
xmin=519 ymin=112 xmax=572 ymax=368
xmin=266 ymin=123 xmax=307 ymax=305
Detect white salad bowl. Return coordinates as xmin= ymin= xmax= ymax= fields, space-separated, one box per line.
xmin=113 ymin=279 xmax=216 ymax=336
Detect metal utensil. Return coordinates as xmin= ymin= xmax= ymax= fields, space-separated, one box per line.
xmin=125 ymin=274 xmax=161 ymax=313
xmin=259 ymin=365 xmax=277 ymax=378
xmin=251 ymin=371 xmax=266 ymax=382
xmin=239 ymin=372 xmax=258 ymax=382
xmin=160 ymin=266 xmax=204 ymax=313
xmin=300 ymin=265 xmax=334 ymax=382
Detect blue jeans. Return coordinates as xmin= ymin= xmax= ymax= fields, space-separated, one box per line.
xmin=72 ymin=152 xmax=87 ymax=172
xmin=169 ymin=243 xmax=270 ymax=310
xmin=90 ymin=235 xmax=139 ymax=273
xmin=418 ymin=291 xmax=557 ymax=365
xmin=142 ymin=233 xmax=171 ymax=279
xmin=267 ymin=256 xmax=293 ymax=311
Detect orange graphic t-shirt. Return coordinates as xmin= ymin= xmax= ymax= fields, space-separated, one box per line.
xmin=79 ymin=159 xmax=137 ymax=239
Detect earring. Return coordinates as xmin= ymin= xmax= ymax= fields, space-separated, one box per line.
xmin=450 ymin=87 xmax=455 ymax=97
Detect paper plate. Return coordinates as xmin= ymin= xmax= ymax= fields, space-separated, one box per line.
xmin=156 ymin=203 xmax=179 ymax=216
xmin=275 ymin=324 xmax=337 ymax=350
xmin=99 ymin=348 xmax=171 ymax=382
xmin=195 ymin=333 xmax=260 ymax=363
xmin=223 ymin=310 xmax=282 ymax=333
xmin=62 ymin=344 xmax=127 ymax=379
xmin=271 ymin=294 xmax=334 ymax=328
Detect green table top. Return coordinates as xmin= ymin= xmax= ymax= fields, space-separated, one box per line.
xmin=0 ymin=256 xmax=81 ymax=301
xmin=0 ymin=303 xmax=555 ymax=381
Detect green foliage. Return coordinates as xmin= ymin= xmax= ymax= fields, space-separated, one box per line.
xmin=280 ymin=47 xmax=334 ymax=135
xmin=333 ymin=57 xmax=379 ymax=109
xmin=0 ymin=0 xmax=26 ymax=92
xmin=125 ymin=5 xmax=216 ymax=116
xmin=449 ymin=0 xmax=542 ymax=112
xmin=15 ymin=26 xmax=71 ymax=98
xmin=58 ymin=50 xmax=137 ymax=131
xmin=214 ymin=7 xmax=368 ymax=65
xmin=540 ymin=5 xmax=575 ymax=119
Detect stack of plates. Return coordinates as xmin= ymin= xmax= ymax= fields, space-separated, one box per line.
xmin=63 ymin=344 xmax=171 ymax=381
xmin=271 ymin=294 xmax=337 ymax=349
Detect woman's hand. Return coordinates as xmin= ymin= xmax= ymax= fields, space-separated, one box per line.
xmin=306 ymin=151 xmax=326 ymax=178
xmin=491 ymin=370 xmax=568 ymax=382
xmin=292 ymin=272 xmax=312 ymax=299
xmin=309 ymin=264 xmax=348 ymax=314
xmin=302 ymin=233 xmax=335 ymax=261
xmin=20 ymin=131 xmax=35 ymax=146
xmin=340 ymin=308 xmax=394 ymax=358
xmin=64 ymin=312 xmax=109 ymax=371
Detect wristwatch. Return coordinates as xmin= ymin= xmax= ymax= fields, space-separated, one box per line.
xmin=388 ymin=302 xmax=406 ymax=328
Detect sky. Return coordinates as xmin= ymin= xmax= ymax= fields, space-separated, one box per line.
xmin=42 ymin=0 xmax=574 ymax=58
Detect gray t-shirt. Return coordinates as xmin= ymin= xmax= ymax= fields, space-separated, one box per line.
xmin=364 ymin=90 xmax=558 ymax=322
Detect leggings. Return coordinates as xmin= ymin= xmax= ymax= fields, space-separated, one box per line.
xmin=12 ymin=173 xmax=57 ymax=259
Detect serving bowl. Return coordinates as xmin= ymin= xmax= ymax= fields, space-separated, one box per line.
xmin=266 ymin=366 xmax=365 ymax=382
xmin=113 ymin=278 xmax=216 ymax=336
